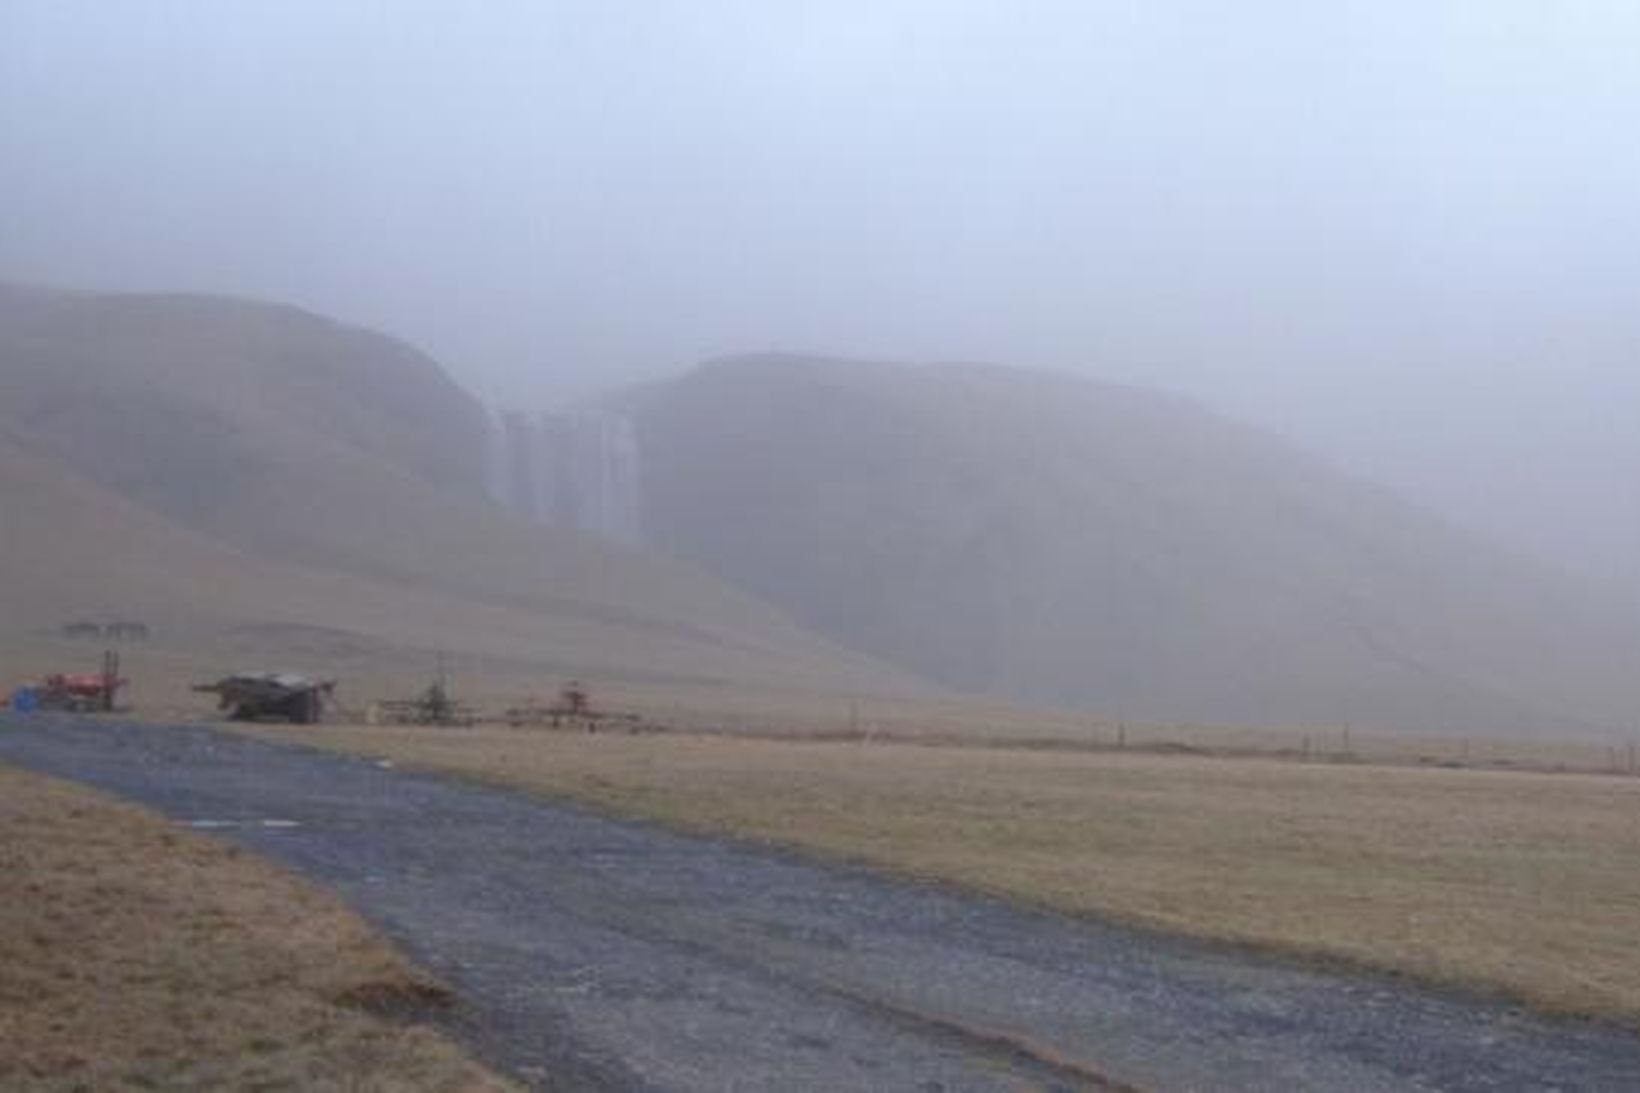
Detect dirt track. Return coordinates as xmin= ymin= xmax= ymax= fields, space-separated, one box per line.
xmin=3 ymin=716 xmax=1639 ymax=1091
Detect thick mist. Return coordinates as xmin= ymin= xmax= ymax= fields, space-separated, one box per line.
xmin=3 ymin=2 xmax=1637 ymax=587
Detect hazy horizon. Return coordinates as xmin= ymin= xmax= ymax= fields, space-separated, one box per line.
xmin=4 ymin=2 xmax=1638 ymax=587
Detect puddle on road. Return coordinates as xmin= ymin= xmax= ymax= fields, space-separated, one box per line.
xmin=181 ymin=818 xmax=303 ymax=829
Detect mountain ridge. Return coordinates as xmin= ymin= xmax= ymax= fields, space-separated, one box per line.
xmin=0 ymin=287 xmax=927 ymax=702
xmin=621 ymin=352 xmax=1640 ymax=735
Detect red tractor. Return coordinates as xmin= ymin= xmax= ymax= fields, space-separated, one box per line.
xmin=40 ymin=652 xmax=126 ymax=713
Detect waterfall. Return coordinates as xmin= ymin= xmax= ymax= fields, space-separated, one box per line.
xmin=481 ymin=405 xmax=517 ymax=509
xmin=487 ymin=408 xmax=642 ymax=547
xmin=498 ymin=410 xmax=544 ymax=523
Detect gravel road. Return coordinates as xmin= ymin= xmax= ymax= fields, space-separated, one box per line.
xmin=3 ymin=715 xmax=1638 ymax=1092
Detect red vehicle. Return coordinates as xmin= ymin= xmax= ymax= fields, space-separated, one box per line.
xmin=39 ymin=653 xmax=125 ymax=713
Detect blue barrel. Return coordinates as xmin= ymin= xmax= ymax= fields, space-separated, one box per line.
xmin=10 ymin=687 xmax=40 ymax=713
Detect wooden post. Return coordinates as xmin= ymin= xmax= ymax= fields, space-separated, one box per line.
xmin=101 ymin=650 xmax=120 ymax=713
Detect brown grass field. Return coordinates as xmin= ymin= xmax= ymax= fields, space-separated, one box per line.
xmin=246 ymin=723 xmax=1640 ymax=1026
xmin=0 ymin=765 xmax=513 ymax=1091
xmin=12 ymin=626 xmax=1637 ymax=777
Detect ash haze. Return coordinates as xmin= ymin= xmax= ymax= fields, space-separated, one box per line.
xmin=2 ymin=2 xmax=1638 ymax=589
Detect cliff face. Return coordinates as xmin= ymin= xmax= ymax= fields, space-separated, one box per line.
xmin=625 ymin=354 xmax=1640 ymax=735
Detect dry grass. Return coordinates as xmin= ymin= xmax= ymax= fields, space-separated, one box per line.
xmin=0 ymin=764 xmax=515 ymax=1092
xmin=623 ymin=697 xmax=1640 ymax=777
xmin=251 ymin=724 xmax=1640 ymax=1025
xmin=13 ymin=625 xmax=1634 ymax=779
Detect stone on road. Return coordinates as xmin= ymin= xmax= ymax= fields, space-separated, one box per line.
xmin=3 ymin=717 xmax=1638 ymax=1091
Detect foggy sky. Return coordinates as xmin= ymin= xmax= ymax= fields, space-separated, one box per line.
xmin=3 ymin=2 xmax=1637 ymax=588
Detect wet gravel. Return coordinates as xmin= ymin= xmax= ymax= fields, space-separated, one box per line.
xmin=4 ymin=715 xmax=1639 ymax=1091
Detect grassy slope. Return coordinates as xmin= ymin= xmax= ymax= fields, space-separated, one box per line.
xmin=0 ymin=764 xmax=513 ymax=1091
xmin=248 ymin=724 xmax=1640 ymax=1025
xmin=628 ymin=354 xmax=1640 ymax=735
xmin=0 ymin=286 xmax=924 ymax=702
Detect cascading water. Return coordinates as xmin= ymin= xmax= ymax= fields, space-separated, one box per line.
xmin=481 ymin=405 xmax=514 ymax=510
xmin=486 ymin=408 xmax=642 ymax=547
